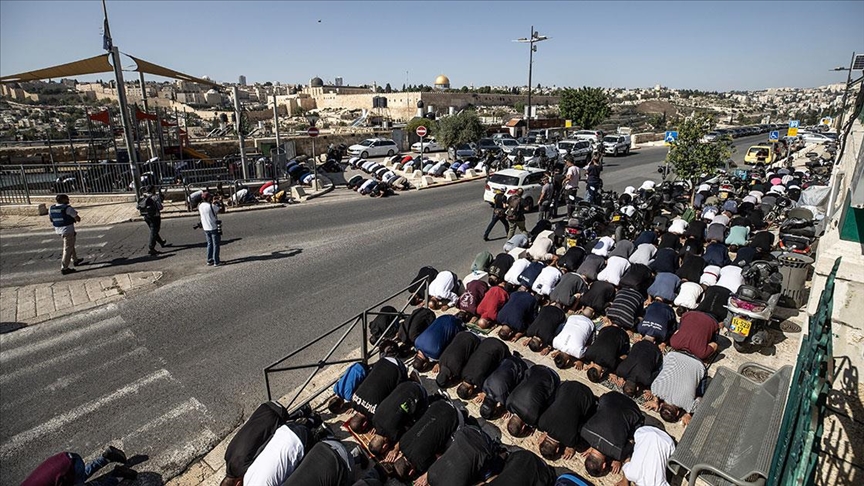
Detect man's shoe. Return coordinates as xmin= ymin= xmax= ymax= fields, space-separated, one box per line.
xmin=73 ymin=258 xmax=85 ymax=266
xmin=159 ymin=240 xmax=169 ymax=248
xmin=102 ymin=445 xmax=127 ymax=463
xmin=110 ymin=465 xmax=137 ymax=480
xmin=483 ymin=236 xmax=489 ymax=241
xmin=61 ymin=268 xmax=76 ymax=275
xmin=148 ymin=249 xmax=161 ymax=256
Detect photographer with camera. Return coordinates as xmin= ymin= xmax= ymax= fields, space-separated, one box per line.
xmin=138 ymin=185 xmax=168 ymax=256
xmin=196 ymin=191 xmax=223 ymax=266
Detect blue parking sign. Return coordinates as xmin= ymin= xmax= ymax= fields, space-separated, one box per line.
xmin=789 ymin=120 xmax=800 ymax=128
xmin=664 ymin=131 xmax=678 ymax=144
xmin=769 ymin=131 xmax=780 ymax=141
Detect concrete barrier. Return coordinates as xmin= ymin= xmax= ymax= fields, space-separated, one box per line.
xmin=465 ymin=169 xmax=477 ymax=178
xmin=0 ymin=203 xmax=47 ymax=216
xmin=412 ymin=170 xmax=423 ymax=179
xmin=290 ymin=186 xmax=307 ymax=200
xmin=443 ymin=170 xmax=458 ymax=181
xmin=419 ymin=176 xmax=435 ymax=187
xmin=393 ymin=163 xmax=403 ymax=172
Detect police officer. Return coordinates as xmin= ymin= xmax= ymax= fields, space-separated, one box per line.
xmin=483 ymin=189 xmax=510 ymax=241
xmin=49 ymin=194 xmax=83 ymax=275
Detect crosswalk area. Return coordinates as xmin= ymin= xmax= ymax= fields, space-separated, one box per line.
xmin=0 ymin=225 xmax=115 ymax=260
xmin=0 ymin=314 xmax=220 ymax=483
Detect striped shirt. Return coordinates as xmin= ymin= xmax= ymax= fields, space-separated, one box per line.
xmin=606 ymin=288 xmax=645 ymax=330
xmin=650 ymin=351 xmax=706 ymax=413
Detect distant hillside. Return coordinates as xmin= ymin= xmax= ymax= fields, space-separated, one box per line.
xmin=635 ymin=100 xmax=679 ymax=116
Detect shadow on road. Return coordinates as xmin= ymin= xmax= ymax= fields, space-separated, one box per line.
xmin=225 ymin=248 xmax=303 ymax=265
xmin=0 ymin=322 xmax=27 ymax=334
xmin=159 ymin=237 xmax=244 ymax=251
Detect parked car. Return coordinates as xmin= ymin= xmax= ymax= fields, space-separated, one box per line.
xmin=572 ymin=130 xmax=604 ymax=146
xmin=347 ymin=138 xmax=399 ymax=158
xmin=602 ymin=134 xmax=632 ymax=156
xmin=800 ymin=133 xmax=833 ymax=145
xmin=448 ymin=143 xmax=477 ymax=159
xmin=507 ymin=144 xmax=559 ymax=167
xmin=483 ymin=167 xmax=547 ymax=211
xmin=492 ymin=133 xmax=515 ymax=141
xmin=411 ymin=137 xmax=442 ymax=153
xmin=556 ymin=139 xmax=593 ymax=163
xmin=701 ymin=131 xmax=721 ymax=143
xmin=496 ymin=138 xmax=520 ymax=154
xmin=477 ymin=138 xmax=502 ymax=155
xmin=744 ymin=145 xmax=775 ymax=165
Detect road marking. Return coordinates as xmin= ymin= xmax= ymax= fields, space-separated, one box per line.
xmin=1 ymin=242 xmax=107 ymax=256
xmin=36 ymin=234 xmax=105 ymax=244
xmin=0 ymin=316 xmax=126 ymax=364
xmin=119 ymin=398 xmax=209 ymax=445
xmin=0 ymin=226 xmax=115 ymax=239
xmin=0 ymin=369 xmax=171 ymax=456
xmin=147 ymin=427 xmax=219 ymax=476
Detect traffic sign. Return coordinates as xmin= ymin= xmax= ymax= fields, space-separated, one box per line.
xmin=820 ymin=117 xmax=833 ymax=126
xmin=307 ymin=126 xmax=319 ymax=138
xmin=769 ymin=131 xmax=780 ymax=141
xmin=788 ymin=128 xmax=798 ymax=137
xmin=789 ymin=120 xmax=800 ymax=128
xmin=664 ymin=131 xmax=678 ymax=145
xmin=416 ymin=125 xmax=428 ymax=137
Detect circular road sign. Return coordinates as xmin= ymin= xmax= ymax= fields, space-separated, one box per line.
xmin=415 ymin=126 xmax=428 ymax=138
xmin=307 ymin=126 xmax=319 ymax=138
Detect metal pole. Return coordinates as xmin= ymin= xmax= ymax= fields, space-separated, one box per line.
xmin=273 ymin=94 xmax=281 ymax=180
xmin=836 ymin=52 xmax=856 ymax=131
xmin=526 ymin=25 xmax=533 ymax=134
xmin=46 ymin=129 xmax=57 ymax=180
xmin=233 ymin=86 xmax=248 ymax=179
xmin=311 ymin=138 xmax=318 ymax=191
xmin=138 ymin=71 xmax=156 ymax=160
xmin=111 ymin=45 xmax=142 ymax=195
xmin=20 ymin=165 xmax=31 ymax=205
xmin=68 ymin=130 xmax=75 ymax=164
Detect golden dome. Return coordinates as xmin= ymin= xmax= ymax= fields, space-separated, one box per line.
xmin=434 ymin=74 xmax=450 ymax=86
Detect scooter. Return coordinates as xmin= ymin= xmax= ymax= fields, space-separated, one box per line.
xmin=723 ymin=260 xmax=783 ymax=353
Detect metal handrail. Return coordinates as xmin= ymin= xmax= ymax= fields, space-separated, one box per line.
xmin=263 ymin=276 xmax=430 ymax=411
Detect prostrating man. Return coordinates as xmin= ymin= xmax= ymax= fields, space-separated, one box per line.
xmin=241 ymin=418 xmax=324 ymax=486
xmin=612 ymin=339 xmax=663 ymax=398
xmin=412 ymin=315 xmax=465 ymax=372
xmin=368 ymin=380 xmax=429 ymax=457
xmin=578 ymin=280 xmax=616 ymax=318
xmin=428 ymin=270 xmax=460 ymax=310
xmin=549 ymin=271 xmax=588 ymax=310
xmin=636 ymin=301 xmax=677 ymax=344
xmin=456 ymin=337 xmax=511 ymax=400
xmin=551 ymin=314 xmax=595 ymax=369
xmin=505 ymin=365 xmax=560 ymax=438
xmin=475 ymin=280 xmax=510 ymax=330
xmin=434 ymin=331 xmax=480 ymax=388
xmin=605 ymin=287 xmax=645 ymax=332
xmin=224 ymin=401 xmax=291 ymax=480
xmin=475 ymin=354 xmax=529 ymax=420
xmin=486 ymin=450 xmax=556 ymax=486
xmin=645 ymin=350 xmax=707 ymax=425
xmin=283 ymin=440 xmax=369 ymax=486
xmin=496 ymin=290 xmax=538 ymax=341
xmin=536 ymin=381 xmax=597 ymax=460
xmin=582 ymin=321 xmax=630 ymax=383
xmin=397 ymin=307 xmax=436 ymax=349
xmin=669 ymin=311 xmax=721 ymax=362
xmin=347 ymin=356 xmax=407 ymax=433
xmin=386 ymin=399 xmax=466 ymax=482
xmin=580 ymin=391 xmax=644 ymax=478
xmin=621 ymin=426 xmax=677 ymax=486
xmin=421 ymin=425 xmax=500 ymax=486
xmin=524 ymin=304 xmax=568 ymax=355
xmin=23 ymin=446 xmax=135 ymax=486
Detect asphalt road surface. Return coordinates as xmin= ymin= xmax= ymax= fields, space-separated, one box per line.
xmin=0 ymin=133 xmax=772 ymax=483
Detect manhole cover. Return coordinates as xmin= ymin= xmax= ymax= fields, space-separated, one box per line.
xmin=780 ymin=320 xmax=802 ymax=333
xmin=741 ymin=367 xmax=772 ymax=383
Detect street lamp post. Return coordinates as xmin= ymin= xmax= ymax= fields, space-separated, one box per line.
xmin=305 ymin=114 xmax=320 ymax=191
xmin=832 ymin=52 xmax=858 ymax=131
xmin=514 ymin=27 xmax=549 ymax=135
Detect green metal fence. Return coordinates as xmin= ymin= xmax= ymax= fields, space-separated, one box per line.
xmin=767 ymin=257 xmax=841 ymax=486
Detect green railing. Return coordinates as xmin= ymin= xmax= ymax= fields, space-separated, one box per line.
xmin=767 ymin=257 xmax=841 ymax=486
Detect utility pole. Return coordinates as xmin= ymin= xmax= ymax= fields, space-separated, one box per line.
xmin=138 ymin=71 xmax=156 ymax=160
xmin=102 ymin=0 xmax=141 ymax=194
xmin=834 ymin=52 xmax=857 ymax=131
xmin=232 ymin=85 xmax=248 ymax=179
xmin=514 ymin=27 xmax=549 ymax=135
xmin=273 ymin=93 xmax=281 ymax=180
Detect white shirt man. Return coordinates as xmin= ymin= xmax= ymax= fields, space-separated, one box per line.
xmin=622 ymin=426 xmax=676 ymax=486
xmin=597 ymin=256 xmax=631 ymax=287
xmin=504 ymin=258 xmax=531 ymax=286
xmin=243 ymin=424 xmax=306 ymax=486
xmin=711 ymin=213 xmax=730 ymax=227
xmin=629 ymin=243 xmax=657 ymax=266
xmin=668 ymin=218 xmax=689 ymax=235
xmin=591 ymin=236 xmax=616 ymax=257
xmin=674 ymin=282 xmax=704 ymax=310
xmin=716 ymin=265 xmax=744 ymax=293
xmin=699 ymin=265 xmax=721 ymax=287
xmin=429 ymin=271 xmax=460 ymax=303
xmin=198 ymin=200 xmax=219 ymax=231
xmin=564 ymin=163 xmax=580 ymax=191
xmin=531 ymin=266 xmax=562 ymax=296
xmin=527 ymin=236 xmax=555 ymax=262
xmin=552 ymin=314 xmax=595 ymax=359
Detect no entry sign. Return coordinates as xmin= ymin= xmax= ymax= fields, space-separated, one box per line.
xmin=416 ymin=126 xmax=427 ymax=137
xmin=307 ymin=126 xmax=319 ymax=138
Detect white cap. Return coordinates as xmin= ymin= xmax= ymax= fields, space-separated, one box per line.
xmin=624 ymin=186 xmax=636 ymax=195
xmin=640 ymin=180 xmax=656 ymax=191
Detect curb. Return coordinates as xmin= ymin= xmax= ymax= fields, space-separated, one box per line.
xmin=415 ymin=174 xmax=486 ymax=191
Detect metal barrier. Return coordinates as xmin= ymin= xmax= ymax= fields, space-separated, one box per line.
xmin=262 ymin=277 xmax=430 ymax=412
xmin=0 ymin=167 xmax=31 ymax=204
xmin=767 ymin=257 xmax=841 ymax=486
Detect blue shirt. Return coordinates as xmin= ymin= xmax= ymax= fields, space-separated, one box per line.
xmin=414 ymin=315 xmax=465 ymax=361
xmin=517 ymin=262 xmax=545 ymax=289
xmin=649 ymin=248 xmax=678 ymax=274
xmin=704 ymin=242 xmax=732 ymax=267
xmin=637 ymin=302 xmax=677 ymax=341
xmin=496 ymin=291 xmax=538 ymax=332
xmin=634 ymin=230 xmax=658 ymax=247
xmin=647 ymin=272 xmax=680 ymax=303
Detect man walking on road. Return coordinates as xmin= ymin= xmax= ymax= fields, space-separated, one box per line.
xmin=563 ymin=159 xmax=581 ymax=217
xmin=585 ymin=156 xmax=604 ymax=205
xmin=483 ymin=189 xmax=510 ymax=241
xmin=49 ymin=194 xmax=84 ymax=275
xmin=198 ymin=192 xmax=222 ymax=266
xmin=138 ymin=185 xmax=168 ymax=256
xmin=505 ymin=189 xmax=528 ymax=240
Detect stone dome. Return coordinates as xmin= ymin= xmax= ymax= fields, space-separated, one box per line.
xmin=310 ymin=77 xmax=324 ymax=87
xmin=434 ymin=74 xmax=450 ymax=87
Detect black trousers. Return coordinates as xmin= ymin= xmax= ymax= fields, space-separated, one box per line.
xmin=484 ymin=214 xmax=509 ymax=239
xmin=143 ymin=215 xmax=165 ymax=250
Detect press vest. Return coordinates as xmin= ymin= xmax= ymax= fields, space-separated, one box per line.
xmin=49 ymin=204 xmax=75 ymax=227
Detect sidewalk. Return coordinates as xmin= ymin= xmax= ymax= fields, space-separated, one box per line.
xmin=0 ymin=271 xmax=162 ymax=328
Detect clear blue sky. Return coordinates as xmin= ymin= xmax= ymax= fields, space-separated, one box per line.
xmin=1 ymin=1 xmax=862 ymax=91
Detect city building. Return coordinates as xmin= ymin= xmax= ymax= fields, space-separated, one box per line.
xmin=238 ymin=75 xmax=247 ymax=86
xmin=434 ymin=74 xmax=451 ymax=90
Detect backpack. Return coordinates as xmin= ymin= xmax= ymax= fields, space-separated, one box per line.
xmin=137 ymin=195 xmax=156 ymax=216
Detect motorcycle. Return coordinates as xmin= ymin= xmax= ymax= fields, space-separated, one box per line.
xmin=778 ymin=207 xmax=817 ymax=256
xmin=723 ymin=260 xmax=783 ymax=353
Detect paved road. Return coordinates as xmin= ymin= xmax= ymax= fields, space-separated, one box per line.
xmin=0 ymin=132 xmax=772 ymax=483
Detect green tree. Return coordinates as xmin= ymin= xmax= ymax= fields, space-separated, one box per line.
xmin=558 ymin=87 xmax=610 ymax=129
xmin=406 ymin=117 xmax=436 ymax=137
xmin=665 ymin=115 xmax=733 ymax=201
xmin=384 ymin=83 xmax=392 ymax=93
xmin=514 ymin=100 xmax=526 ymax=116
xmin=435 ymin=110 xmax=485 ymax=151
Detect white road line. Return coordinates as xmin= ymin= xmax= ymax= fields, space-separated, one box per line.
xmin=0 ymin=316 xmax=126 ymax=363
xmin=1 ymin=346 xmax=149 ymax=412
xmin=0 ymin=226 xmax=114 ymax=238
xmin=1 ymin=242 xmax=108 ymax=256
xmin=147 ymin=427 xmax=219 ymax=475
xmin=0 ymin=369 xmax=171 ymax=456
xmin=119 ymin=398 xmax=209 ymax=445
xmin=36 ymin=234 xmax=105 ymax=244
